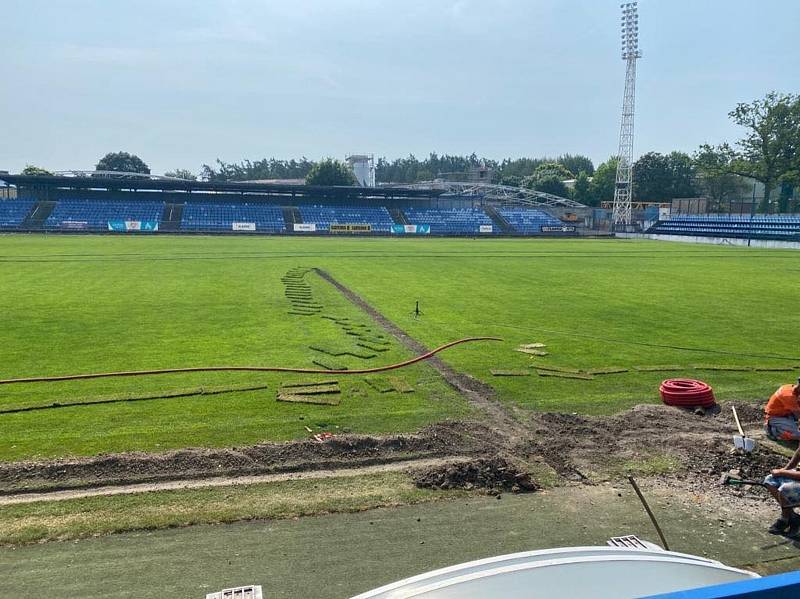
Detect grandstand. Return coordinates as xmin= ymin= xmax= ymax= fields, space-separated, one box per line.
xmin=646 ymin=214 xmax=800 ymax=241
xmin=299 ymin=204 xmax=394 ymax=232
xmin=0 ymin=173 xmax=583 ymax=237
xmin=498 ymin=208 xmax=565 ymax=234
xmin=0 ymin=199 xmax=34 ymax=229
xmin=44 ymin=199 xmax=163 ymax=231
xmin=404 ymin=207 xmax=496 ymax=235
xmin=181 ymin=202 xmax=286 ymax=233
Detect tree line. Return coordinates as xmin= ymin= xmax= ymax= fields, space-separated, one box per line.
xmin=20 ymin=92 xmax=798 ymax=212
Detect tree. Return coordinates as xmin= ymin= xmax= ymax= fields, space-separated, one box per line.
xmin=305 ymin=158 xmax=357 ymax=186
xmin=375 ymin=153 xmax=495 ymax=184
xmin=499 ymin=174 xmax=524 ymax=187
xmin=693 ymin=144 xmax=748 ymax=210
xmin=632 ymin=151 xmax=697 ymax=202
xmin=725 ymin=92 xmax=800 ymax=212
xmin=556 ymin=154 xmax=594 ymax=176
xmin=523 ymin=174 xmax=568 ymax=197
xmin=164 ymin=168 xmax=197 ymax=180
xmin=201 ymin=157 xmax=314 ymax=182
xmin=533 ymin=162 xmax=575 ymax=181
xmin=494 ymin=154 xmax=593 ymax=183
xmin=572 ymin=171 xmax=592 ymax=204
xmin=21 ymin=165 xmax=52 ymax=176
xmin=588 ymin=157 xmax=619 ymax=206
xmin=96 ymin=152 xmax=150 ymax=174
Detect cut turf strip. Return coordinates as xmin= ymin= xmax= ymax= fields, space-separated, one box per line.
xmin=364 ymin=377 xmax=396 ymax=393
xmin=691 ymin=365 xmax=753 ymax=371
xmin=357 ymin=342 xmax=390 ymax=352
xmin=515 ymin=348 xmax=548 ymax=356
xmin=311 ymin=359 xmax=348 ymax=371
xmin=276 ymin=393 xmax=341 ymax=406
xmin=490 ymin=369 xmax=530 ymax=376
xmin=586 ymin=367 xmax=629 ymax=375
xmin=530 ymin=365 xmax=583 ymax=374
xmin=309 ymin=345 xmax=378 ymax=359
xmin=278 ymin=384 xmax=340 ymax=395
xmin=387 ymin=376 xmax=414 ymax=393
xmin=536 ymin=370 xmax=594 ymax=380
xmin=281 ymin=380 xmax=339 ymax=388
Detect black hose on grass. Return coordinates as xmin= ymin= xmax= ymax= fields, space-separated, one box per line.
xmin=0 ymin=336 xmax=502 ymax=386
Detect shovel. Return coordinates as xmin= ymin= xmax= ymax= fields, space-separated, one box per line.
xmin=731 ymin=405 xmax=756 ymax=453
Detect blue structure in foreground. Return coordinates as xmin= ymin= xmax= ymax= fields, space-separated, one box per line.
xmin=643 ymin=570 xmax=800 ymax=599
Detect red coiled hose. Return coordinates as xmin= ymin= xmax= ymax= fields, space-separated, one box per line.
xmin=659 ymin=378 xmax=716 ymax=408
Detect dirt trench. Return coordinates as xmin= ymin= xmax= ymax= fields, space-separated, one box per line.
xmin=0 ymin=421 xmax=495 ymax=494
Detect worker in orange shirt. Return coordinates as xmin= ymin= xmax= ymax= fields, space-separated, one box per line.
xmin=765 ymin=379 xmax=800 ymax=441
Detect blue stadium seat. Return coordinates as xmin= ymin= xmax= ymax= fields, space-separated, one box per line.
xmin=0 ymin=200 xmax=34 ymax=229
xmin=44 ymin=200 xmax=163 ymax=231
xmin=404 ymin=207 xmax=494 ymax=235
xmin=181 ymin=203 xmax=286 ymax=232
xmin=298 ymin=205 xmax=394 ymax=232
xmin=498 ymin=208 xmax=564 ymax=235
xmin=647 ymin=214 xmax=800 ymax=240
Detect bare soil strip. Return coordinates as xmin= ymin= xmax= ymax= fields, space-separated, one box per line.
xmin=0 ymin=422 xmax=495 ymax=495
xmin=0 ymin=456 xmax=473 ymax=506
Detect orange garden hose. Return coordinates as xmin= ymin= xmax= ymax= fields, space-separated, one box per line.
xmin=0 ymin=337 xmax=502 ymax=385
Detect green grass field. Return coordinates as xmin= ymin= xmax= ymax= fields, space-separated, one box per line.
xmin=1 ymin=235 xmax=798 ymax=462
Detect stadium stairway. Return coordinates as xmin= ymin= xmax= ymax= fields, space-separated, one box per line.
xmin=483 ymin=205 xmax=514 ymax=234
xmin=283 ymin=206 xmax=302 ymax=228
xmin=159 ymin=203 xmax=184 ymax=232
xmin=20 ymin=201 xmax=57 ymax=230
xmin=389 ymin=207 xmax=409 ymax=225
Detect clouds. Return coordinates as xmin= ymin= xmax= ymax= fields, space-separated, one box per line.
xmin=0 ymin=0 xmax=798 ymax=174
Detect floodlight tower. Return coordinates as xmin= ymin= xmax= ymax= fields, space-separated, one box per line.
xmin=611 ymin=2 xmax=641 ymax=229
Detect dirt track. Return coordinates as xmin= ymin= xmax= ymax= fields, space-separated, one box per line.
xmin=0 ymin=456 xmax=475 ymax=506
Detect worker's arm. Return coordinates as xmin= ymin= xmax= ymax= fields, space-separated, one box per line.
xmin=782 ymin=445 xmax=800 ymax=471
xmin=772 ymin=468 xmax=800 ymax=480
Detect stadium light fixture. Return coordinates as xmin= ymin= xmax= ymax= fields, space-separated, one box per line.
xmin=611 ymin=0 xmax=642 ymax=228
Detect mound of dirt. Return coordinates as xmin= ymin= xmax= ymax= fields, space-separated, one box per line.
xmin=682 ymin=437 xmax=786 ymax=481
xmin=413 ymin=457 xmax=538 ymax=494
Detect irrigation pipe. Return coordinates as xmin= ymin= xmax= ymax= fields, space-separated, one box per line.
xmin=0 ymin=337 xmax=502 ymax=386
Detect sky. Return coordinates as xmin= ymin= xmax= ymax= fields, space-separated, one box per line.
xmin=1 ymin=0 xmax=798 ymax=175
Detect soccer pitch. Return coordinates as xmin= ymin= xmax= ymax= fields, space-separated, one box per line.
xmin=1 ymin=235 xmax=797 ymax=462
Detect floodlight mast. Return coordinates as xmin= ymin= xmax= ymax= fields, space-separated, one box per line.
xmin=611 ymin=2 xmax=641 ymax=229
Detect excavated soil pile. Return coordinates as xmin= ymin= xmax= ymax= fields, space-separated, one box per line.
xmin=413 ymin=457 xmax=538 ymax=494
